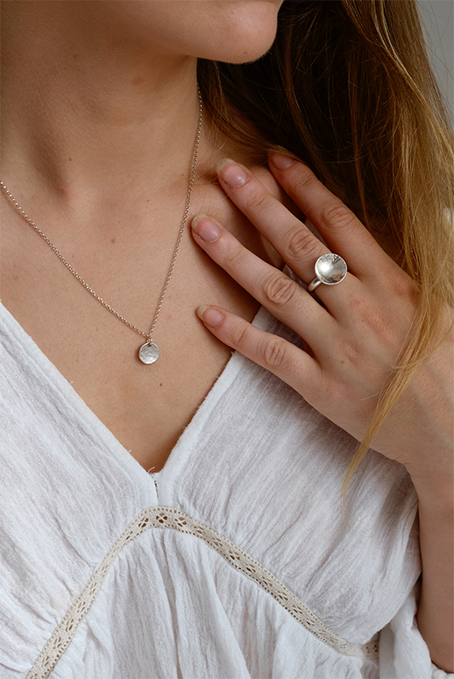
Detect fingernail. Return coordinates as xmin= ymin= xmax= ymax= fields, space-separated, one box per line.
xmin=216 ymin=158 xmax=248 ymax=188
xmin=269 ymin=153 xmax=296 ymax=170
xmin=191 ymin=214 xmax=220 ymax=242
xmin=197 ymin=305 xmax=224 ymax=327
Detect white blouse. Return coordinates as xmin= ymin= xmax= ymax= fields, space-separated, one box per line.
xmin=0 ymin=302 xmax=450 ymax=679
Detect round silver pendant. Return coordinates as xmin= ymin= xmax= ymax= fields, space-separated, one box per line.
xmin=138 ymin=342 xmax=160 ymax=365
xmin=314 ymin=253 xmax=347 ymax=285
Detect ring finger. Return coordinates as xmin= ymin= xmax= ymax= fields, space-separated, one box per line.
xmin=215 ymin=159 xmax=355 ymax=311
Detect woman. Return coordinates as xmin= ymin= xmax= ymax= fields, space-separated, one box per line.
xmin=0 ymin=1 xmax=452 ymax=677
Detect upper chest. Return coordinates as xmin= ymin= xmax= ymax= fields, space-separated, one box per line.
xmin=0 ymin=177 xmax=275 ymax=472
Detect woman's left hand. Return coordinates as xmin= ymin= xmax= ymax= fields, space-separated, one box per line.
xmin=191 ymin=155 xmax=453 ymax=492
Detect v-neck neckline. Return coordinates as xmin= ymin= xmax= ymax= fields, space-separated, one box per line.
xmin=0 ymin=301 xmax=269 ymax=492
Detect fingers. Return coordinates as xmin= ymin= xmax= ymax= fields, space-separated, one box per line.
xmin=196 ymin=304 xmax=318 ymax=393
xmin=191 ymin=213 xmax=329 ymax=344
xmin=214 ymin=158 xmax=361 ymax=312
xmin=216 ymin=159 xmax=331 ymax=285
xmin=267 ymin=154 xmax=391 ymax=279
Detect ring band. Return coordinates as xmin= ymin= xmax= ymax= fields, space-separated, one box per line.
xmin=307 ymin=253 xmax=347 ymax=292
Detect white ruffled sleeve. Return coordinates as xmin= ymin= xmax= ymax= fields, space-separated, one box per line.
xmin=379 ymin=583 xmax=454 ymax=679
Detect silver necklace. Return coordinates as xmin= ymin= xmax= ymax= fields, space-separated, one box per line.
xmin=0 ymin=90 xmax=203 ymax=365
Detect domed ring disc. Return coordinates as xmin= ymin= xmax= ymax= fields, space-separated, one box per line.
xmin=314 ymin=253 xmax=347 ymax=285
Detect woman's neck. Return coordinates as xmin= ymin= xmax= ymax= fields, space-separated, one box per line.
xmin=0 ymin=1 xmax=204 ymax=210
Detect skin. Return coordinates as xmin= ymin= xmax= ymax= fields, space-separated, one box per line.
xmin=1 ymin=0 xmax=284 ymax=471
xmin=192 ymin=157 xmax=454 ymax=671
xmin=0 ymin=0 xmax=452 ymax=671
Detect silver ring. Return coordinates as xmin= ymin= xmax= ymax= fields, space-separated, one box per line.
xmin=307 ymin=253 xmax=347 ymax=292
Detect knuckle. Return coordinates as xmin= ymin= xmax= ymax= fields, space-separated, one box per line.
xmin=222 ymin=243 xmax=247 ymax=270
xmin=290 ymin=168 xmax=317 ymax=195
xmin=263 ymin=273 xmax=299 ymax=309
xmin=247 ymin=189 xmax=273 ymax=214
xmin=390 ymin=274 xmax=418 ymax=302
xmin=230 ymin=321 xmax=251 ymax=348
xmin=338 ymin=337 xmax=364 ymax=368
xmin=261 ymin=336 xmax=289 ymax=370
xmin=286 ymin=226 xmax=321 ymax=261
xmin=319 ymin=202 xmax=356 ymax=233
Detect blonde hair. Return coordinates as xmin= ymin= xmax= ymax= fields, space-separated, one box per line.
xmin=198 ymin=0 xmax=454 ymax=491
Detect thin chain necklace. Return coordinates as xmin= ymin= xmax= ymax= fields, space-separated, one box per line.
xmin=0 ymin=90 xmax=203 ymax=365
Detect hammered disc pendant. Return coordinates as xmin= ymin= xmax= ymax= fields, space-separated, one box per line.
xmin=138 ymin=342 xmax=160 ymax=365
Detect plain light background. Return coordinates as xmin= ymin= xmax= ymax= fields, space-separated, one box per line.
xmin=418 ymin=0 xmax=454 ymax=116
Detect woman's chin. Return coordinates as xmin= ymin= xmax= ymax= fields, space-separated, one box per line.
xmin=199 ymin=5 xmax=280 ymax=64
xmin=217 ymin=34 xmax=278 ymax=64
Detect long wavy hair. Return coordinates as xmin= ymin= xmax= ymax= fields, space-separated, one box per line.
xmin=197 ymin=0 xmax=454 ymax=491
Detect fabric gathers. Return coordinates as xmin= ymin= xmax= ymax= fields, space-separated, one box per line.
xmin=0 ymin=303 xmax=450 ymax=679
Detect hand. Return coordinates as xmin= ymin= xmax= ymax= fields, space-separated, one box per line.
xmin=191 ymin=155 xmax=454 ymax=490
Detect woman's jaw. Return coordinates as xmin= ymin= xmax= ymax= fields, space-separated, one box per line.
xmin=3 ymin=0 xmax=283 ymax=64
xmin=93 ymin=0 xmax=284 ymax=64
xmin=0 ymin=0 xmax=283 ymax=201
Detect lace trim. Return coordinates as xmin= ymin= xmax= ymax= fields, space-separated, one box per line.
xmin=27 ymin=507 xmax=379 ymax=678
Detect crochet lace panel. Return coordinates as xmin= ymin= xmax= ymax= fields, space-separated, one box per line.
xmin=26 ymin=506 xmax=379 ymax=678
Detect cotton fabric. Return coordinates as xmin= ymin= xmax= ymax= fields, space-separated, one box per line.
xmin=0 ymin=302 xmax=450 ymax=679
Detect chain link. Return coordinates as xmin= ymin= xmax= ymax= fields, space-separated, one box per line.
xmin=0 ymin=89 xmax=203 ymax=345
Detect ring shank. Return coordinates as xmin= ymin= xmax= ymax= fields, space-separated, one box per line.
xmin=307 ymin=277 xmax=322 ymax=293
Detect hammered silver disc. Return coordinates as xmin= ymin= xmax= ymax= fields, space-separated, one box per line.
xmin=314 ymin=253 xmax=347 ymax=285
xmin=138 ymin=342 xmax=160 ymax=365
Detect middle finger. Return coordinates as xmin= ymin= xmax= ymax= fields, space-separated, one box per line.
xmin=218 ymin=159 xmax=328 ymax=271
xmin=215 ymin=159 xmax=355 ymax=310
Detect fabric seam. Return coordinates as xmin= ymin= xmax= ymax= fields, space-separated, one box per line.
xmin=26 ymin=506 xmax=379 ymax=679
